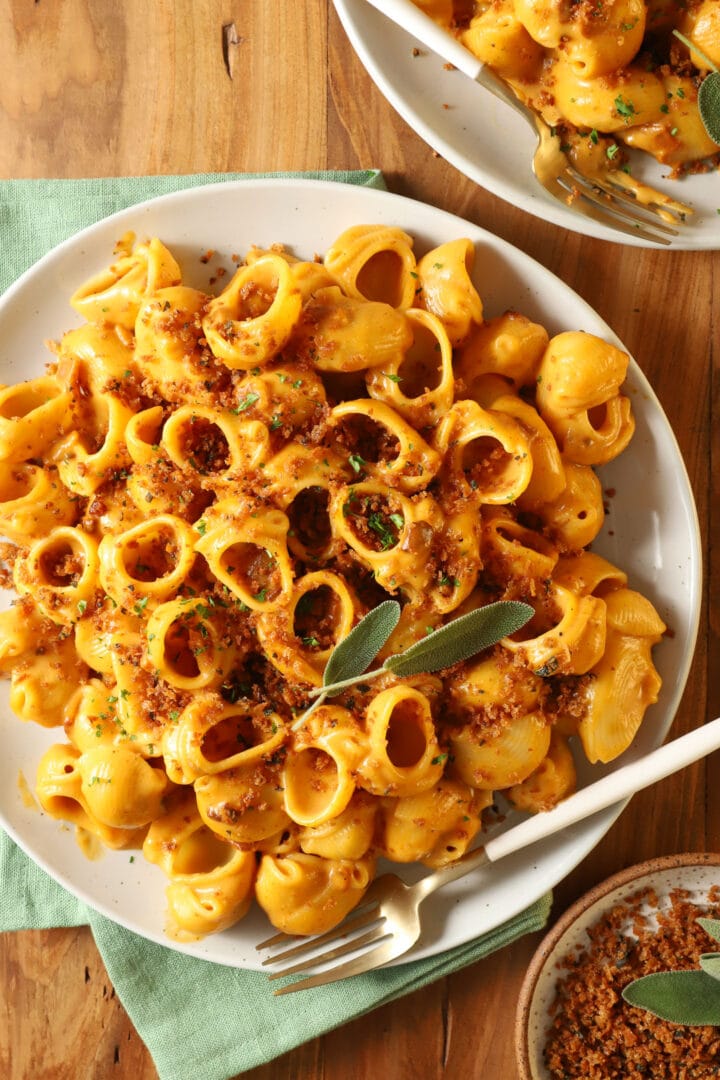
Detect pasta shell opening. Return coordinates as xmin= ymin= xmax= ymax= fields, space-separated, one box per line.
xmin=341 ymin=488 xmax=405 ymax=554
xmin=220 ymin=542 xmax=281 ymax=603
xmin=200 ymin=711 xmax=271 ymax=763
xmin=332 ymin=411 xmax=401 ymax=466
xmin=292 ymin=585 xmax=341 ymax=651
xmin=462 ymin=435 xmax=518 ymax=493
xmin=38 ymin=537 xmax=86 ymax=588
xmin=386 ymin=698 xmax=430 ymax=769
xmin=286 ymin=487 xmax=332 ymax=559
xmin=397 ymin=318 xmax=445 ymax=396
xmin=355 ymin=249 xmax=412 ymax=308
xmin=121 ymin=530 xmax=179 ymax=582
xmin=172 ymin=415 xmax=231 ymax=475
xmin=284 ymin=746 xmax=351 ymax=826
xmin=163 ymin=621 xmax=202 ymax=679
xmin=172 ymin=827 xmax=237 ymax=875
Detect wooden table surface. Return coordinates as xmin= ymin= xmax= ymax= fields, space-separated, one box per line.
xmin=0 ymin=2 xmax=717 ymax=1078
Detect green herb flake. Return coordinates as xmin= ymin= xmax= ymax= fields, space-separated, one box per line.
xmin=348 ymin=453 xmax=366 ymax=474
xmin=233 ymin=392 xmax=260 ymax=414
xmin=367 ymin=512 xmax=398 ymax=550
xmin=614 ymin=95 xmax=636 ymax=120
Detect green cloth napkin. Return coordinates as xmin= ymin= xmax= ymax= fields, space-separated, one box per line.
xmin=0 ymin=170 xmax=552 ymax=1080
xmin=0 ymin=170 xmax=386 ymax=293
xmin=1 ymin=832 xmax=551 ymax=1080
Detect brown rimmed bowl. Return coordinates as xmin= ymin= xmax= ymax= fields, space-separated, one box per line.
xmin=515 ymin=852 xmax=720 ymax=1080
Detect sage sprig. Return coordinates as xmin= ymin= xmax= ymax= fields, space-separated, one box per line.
xmin=295 ymin=598 xmax=533 ymax=724
xmin=673 ymin=30 xmax=720 ymax=145
xmin=382 ymin=600 xmax=534 ymax=678
xmin=321 ymin=599 xmax=400 ymax=690
xmin=622 ymin=915 xmax=720 ymax=1025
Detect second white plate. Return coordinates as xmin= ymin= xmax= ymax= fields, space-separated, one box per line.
xmin=334 ymin=0 xmax=720 ymax=250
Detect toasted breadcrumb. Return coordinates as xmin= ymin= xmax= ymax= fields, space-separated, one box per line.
xmin=544 ymin=885 xmax=720 ymax=1078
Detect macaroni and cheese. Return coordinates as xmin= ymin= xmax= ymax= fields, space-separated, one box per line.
xmin=414 ymin=1 xmax=720 ymax=184
xmin=0 ymin=225 xmax=664 ymax=938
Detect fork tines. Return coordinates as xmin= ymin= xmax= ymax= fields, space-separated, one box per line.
xmin=558 ymin=167 xmax=681 ymax=246
xmin=256 ymin=901 xmax=392 ymax=994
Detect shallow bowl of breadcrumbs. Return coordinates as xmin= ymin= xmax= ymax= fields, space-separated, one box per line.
xmin=515 ymin=853 xmax=720 ymax=1080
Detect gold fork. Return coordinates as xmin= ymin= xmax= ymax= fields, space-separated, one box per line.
xmin=258 ymin=716 xmax=720 ymax=992
xmin=359 ymin=0 xmax=690 ymax=246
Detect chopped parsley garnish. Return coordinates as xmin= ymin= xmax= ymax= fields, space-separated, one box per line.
xmin=439 ymin=574 xmax=460 ymax=589
xmin=614 ymin=95 xmax=636 ymax=120
xmin=367 ymin=512 xmax=399 ymax=550
xmin=348 ymin=453 xmax=367 ymax=474
xmin=233 ymin=392 xmax=260 ymax=413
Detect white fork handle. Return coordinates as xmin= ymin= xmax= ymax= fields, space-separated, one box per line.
xmin=360 ymin=0 xmax=531 ymax=115
xmin=361 ymin=0 xmax=484 ymax=80
xmin=486 ymin=716 xmax=720 ymax=864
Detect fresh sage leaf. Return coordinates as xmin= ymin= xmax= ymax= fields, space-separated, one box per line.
xmin=322 ymin=599 xmax=400 ymax=694
xmin=698 ymin=71 xmax=720 ymax=145
xmin=383 ymin=600 xmax=533 ymax=678
xmin=305 ymin=597 xmax=533 ymax=704
xmin=699 ymin=952 xmax=720 ymax=980
xmin=622 ymin=969 xmax=720 ymax=1025
xmin=697 ymin=917 xmax=720 ymax=944
xmin=672 ymin=30 xmax=720 ymax=145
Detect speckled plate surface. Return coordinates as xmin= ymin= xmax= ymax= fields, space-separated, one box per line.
xmin=516 ymin=853 xmax=720 ymax=1080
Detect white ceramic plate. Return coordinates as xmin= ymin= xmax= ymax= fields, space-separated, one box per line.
xmin=333 ymin=0 xmax=720 ymax=250
xmin=516 ymin=854 xmax=720 ymax=1079
xmin=0 ymin=179 xmax=701 ymax=969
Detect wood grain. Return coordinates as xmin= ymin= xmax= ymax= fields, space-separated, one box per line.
xmin=1 ymin=2 xmax=717 ymax=1078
